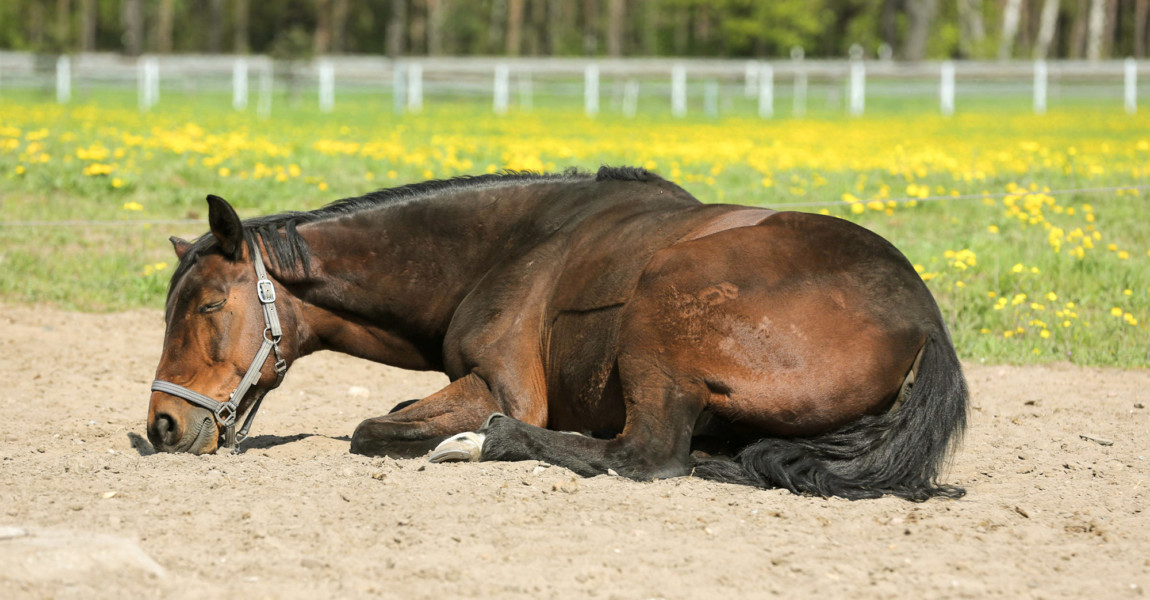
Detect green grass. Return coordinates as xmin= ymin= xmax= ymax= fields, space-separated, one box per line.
xmin=1 ymin=89 xmax=1147 ymax=366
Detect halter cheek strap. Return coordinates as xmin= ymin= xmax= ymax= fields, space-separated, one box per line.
xmin=151 ymin=239 xmax=288 ymax=451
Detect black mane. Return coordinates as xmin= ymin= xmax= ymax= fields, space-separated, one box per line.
xmin=167 ymin=166 xmax=661 ymax=310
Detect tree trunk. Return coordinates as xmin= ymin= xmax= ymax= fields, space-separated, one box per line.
xmin=387 ymin=0 xmax=407 ymax=57
xmin=880 ymin=0 xmax=898 ymax=50
xmin=957 ymin=0 xmax=987 ymax=58
xmin=547 ymin=0 xmax=565 ymax=54
xmin=583 ymin=0 xmax=598 ymax=55
xmin=488 ymin=0 xmax=506 ymax=54
xmin=606 ymin=0 xmax=624 ymax=56
xmin=641 ymin=0 xmax=659 ymax=56
xmin=1100 ymin=0 xmax=1118 ymax=58
xmin=207 ymin=0 xmax=224 ymax=53
xmin=506 ymin=0 xmax=525 ymax=56
xmin=998 ymin=0 xmax=1024 ymax=59
xmin=426 ymin=0 xmax=443 ymax=55
xmin=155 ymin=0 xmax=175 ymax=53
xmin=1086 ymin=0 xmax=1106 ymax=59
xmin=904 ymin=0 xmax=938 ymax=61
xmin=1069 ymin=0 xmax=1088 ymax=57
xmin=410 ymin=0 xmax=426 ymax=54
xmin=1035 ymin=0 xmax=1060 ymax=57
xmin=525 ymin=0 xmax=546 ymax=56
xmin=121 ymin=0 xmax=143 ymax=56
xmin=315 ymin=0 xmax=332 ymax=54
xmin=80 ymin=0 xmax=96 ymax=51
xmin=56 ymin=0 xmax=72 ymax=51
xmin=234 ymin=0 xmax=250 ymax=53
xmin=1136 ymin=0 xmax=1149 ymax=57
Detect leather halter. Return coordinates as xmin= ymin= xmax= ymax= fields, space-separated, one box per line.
xmin=151 ymin=239 xmax=288 ymax=452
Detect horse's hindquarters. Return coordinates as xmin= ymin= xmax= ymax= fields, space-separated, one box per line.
xmin=618 ymin=212 xmax=931 ymax=437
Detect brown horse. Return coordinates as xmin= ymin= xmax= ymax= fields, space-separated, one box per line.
xmin=147 ymin=167 xmax=967 ymax=501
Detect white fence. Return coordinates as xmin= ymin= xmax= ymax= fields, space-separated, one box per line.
xmin=0 ymin=52 xmax=1146 ymax=118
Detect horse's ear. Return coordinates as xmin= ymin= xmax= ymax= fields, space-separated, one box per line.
xmin=206 ymin=194 xmax=243 ymax=260
xmin=169 ymin=236 xmax=192 ymax=260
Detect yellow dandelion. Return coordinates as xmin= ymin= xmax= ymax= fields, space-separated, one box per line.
xmin=122 ymin=201 xmax=143 ymax=211
xmin=1110 ymin=307 xmax=1123 ymax=317
xmin=987 ymin=225 xmax=999 ymax=234
xmin=1040 ymin=329 xmax=1050 ymax=339
xmin=1045 ymin=292 xmax=1057 ymax=302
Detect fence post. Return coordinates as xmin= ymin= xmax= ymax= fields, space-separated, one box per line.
xmin=56 ymin=55 xmax=71 ymax=104
xmin=622 ymin=79 xmax=639 ymax=118
xmin=1033 ymin=59 xmax=1047 ymax=115
xmin=138 ymin=57 xmax=159 ymax=111
xmin=848 ymin=44 xmax=865 ymax=116
xmin=1125 ymin=57 xmax=1137 ymax=115
xmin=392 ymin=61 xmax=406 ymax=114
xmin=791 ymin=47 xmax=807 ymax=118
xmin=940 ymin=60 xmax=956 ymax=116
xmin=758 ymin=62 xmax=773 ymax=118
xmin=233 ymin=59 xmax=248 ymax=110
xmin=318 ymin=60 xmax=334 ymax=113
xmin=704 ymin=80 xmax=719 ymax=117
xmin=744 ymin=60 xmax=758 ymax=98
xmin=494 ymin=63 xmax=509 ymax=115
xmin=407 ymin=62 xmax=423 ymax=113
xmin=257 ymin=61 xmax=272 ymax=119
xmin=518 ymin=71 xmax=533 ymax=111
xmin=584 ymin=63 xmax=600 ymax=116
xmin=671 ymin=63 xmax=686 ymax=117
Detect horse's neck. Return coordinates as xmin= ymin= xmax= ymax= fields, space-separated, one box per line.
xmin=291 ymin=185 xmax=544 ymax=369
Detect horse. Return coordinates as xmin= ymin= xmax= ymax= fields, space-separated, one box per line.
xmin=147 ymin=166 xmax=968 ymax=501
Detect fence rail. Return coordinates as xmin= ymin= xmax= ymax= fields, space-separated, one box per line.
xmin=1 ymin=52 xmax=1147 ymax=118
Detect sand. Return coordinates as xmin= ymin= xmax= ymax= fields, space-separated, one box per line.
xmin=1 ymin=304 xmax=1147 ymax=599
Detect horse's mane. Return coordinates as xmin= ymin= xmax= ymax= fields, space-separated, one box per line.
xmin=167 ymin=166 xmax=661 ymax=307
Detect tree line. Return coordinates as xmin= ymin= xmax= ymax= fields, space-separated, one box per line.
xmin=2 ymin=0 xmax=1148 ymax=60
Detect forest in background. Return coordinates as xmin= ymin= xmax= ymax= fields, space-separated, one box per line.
xmin=1 ymin=0 xmax=1149 ymax=61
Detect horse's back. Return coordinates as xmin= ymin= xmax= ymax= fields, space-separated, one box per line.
xmin=617 ymin=211 xmax=934 ymax=436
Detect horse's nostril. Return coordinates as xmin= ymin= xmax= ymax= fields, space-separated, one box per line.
xmin=151 ymin=413 xmax=180 ymax=448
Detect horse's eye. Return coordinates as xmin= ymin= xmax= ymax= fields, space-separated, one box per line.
xmin=198 ymin=299 xmax=226 ymax=314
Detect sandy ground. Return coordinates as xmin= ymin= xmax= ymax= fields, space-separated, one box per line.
xmin=1 ymin=304 xmax=1147 ymax=599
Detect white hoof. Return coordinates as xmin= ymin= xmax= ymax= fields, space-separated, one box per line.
xmin=428 ymin=432 xmax=485 ymax=463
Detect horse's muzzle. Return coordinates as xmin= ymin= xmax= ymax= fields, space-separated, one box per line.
xmin=147 ymin=409 xmax=217 ymax=454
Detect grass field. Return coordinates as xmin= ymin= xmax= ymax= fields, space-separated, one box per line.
xmin=1 ymin=89 xmax=1147 ymax=366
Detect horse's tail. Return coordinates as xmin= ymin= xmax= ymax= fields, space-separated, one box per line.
xmin=692 ymin=330 xmax=968 ymax=502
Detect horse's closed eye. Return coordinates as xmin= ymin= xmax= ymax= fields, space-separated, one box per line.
xmin=198 ymin=299 xmax=226 ymax=313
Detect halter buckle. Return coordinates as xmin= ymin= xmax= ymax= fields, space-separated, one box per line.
xmin=257 ymin=279 xmax=276 ymax=304
xmin=214 ymin=401 xmax=238 ymax=427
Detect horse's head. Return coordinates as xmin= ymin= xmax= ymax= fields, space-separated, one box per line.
xmin=147 ymin=195 xmax=298 ymax=454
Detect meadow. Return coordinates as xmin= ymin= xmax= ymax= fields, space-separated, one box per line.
xmin=1 ymin=89 xmax=1147 ymax=366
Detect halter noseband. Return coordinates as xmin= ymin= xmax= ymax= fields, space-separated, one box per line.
xmin=151 ymin=239 xmax=288 ymax=452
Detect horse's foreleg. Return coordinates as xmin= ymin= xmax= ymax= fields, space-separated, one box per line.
xmin=468 ymin=365 xmax=705 ymax=480
xmin=349 ymin=373 xmax=499 ymax=458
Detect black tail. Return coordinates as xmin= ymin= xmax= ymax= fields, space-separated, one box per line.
xmin=692 ymin=332 xmax=968 ymax=501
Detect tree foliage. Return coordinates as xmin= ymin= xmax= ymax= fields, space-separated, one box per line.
xmin=1 ymin=0 xmax=1148 ymax=59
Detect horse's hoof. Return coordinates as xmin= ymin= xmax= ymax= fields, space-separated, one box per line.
xmin=428 ymin=432 xmax=485 ymax=463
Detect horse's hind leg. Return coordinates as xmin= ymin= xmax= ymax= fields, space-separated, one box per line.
xmin=475 ymin=357 xmax=705 ymax=480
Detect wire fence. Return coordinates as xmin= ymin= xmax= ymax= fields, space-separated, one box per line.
xmin=2 ymin=52 xmax=1149 ymax=118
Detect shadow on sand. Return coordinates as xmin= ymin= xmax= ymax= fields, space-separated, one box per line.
xmin=126 ymin=431 xmax=351 ymax=456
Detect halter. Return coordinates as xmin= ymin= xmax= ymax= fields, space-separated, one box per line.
xmin=151 ymin=239 xmax=288 ymax=452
